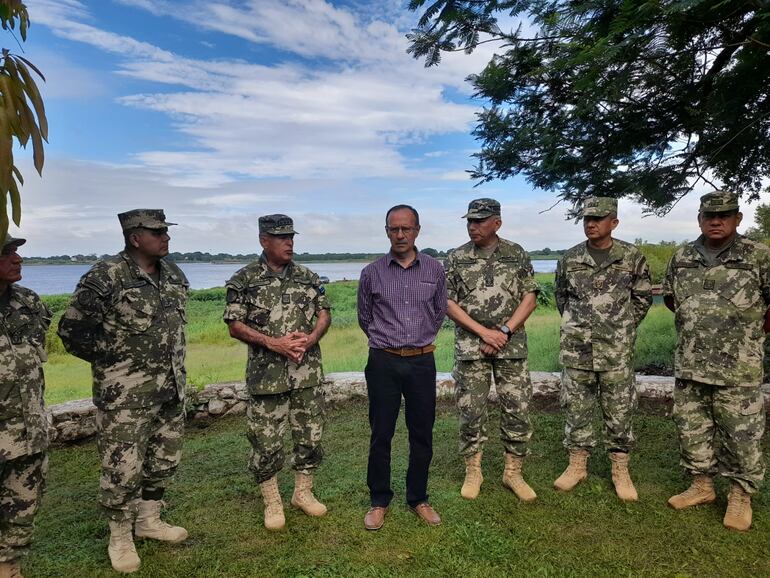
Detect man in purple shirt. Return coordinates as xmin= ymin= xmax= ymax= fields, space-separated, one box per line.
xmin=358 ymin=204 xmax=447 ymax=530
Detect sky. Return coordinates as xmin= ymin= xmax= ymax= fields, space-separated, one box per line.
xmin=7 ymin=0 xmax=769 ymax=256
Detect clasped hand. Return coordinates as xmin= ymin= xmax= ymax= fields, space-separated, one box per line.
xmin=270 ymin=332 xmax=314 ymax=364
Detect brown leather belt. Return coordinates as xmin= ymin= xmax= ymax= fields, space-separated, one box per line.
xmin=382 ymin=345 xmax=436 ymax=357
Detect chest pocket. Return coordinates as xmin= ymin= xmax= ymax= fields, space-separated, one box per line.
xmin=718 ymin=263 xmax=761 ymax=311
xmin=606 ymin=263 xmax=633 ymax=293
xmin=453 ymin=261 xmax=483 ymax=300
xmin=673 ymin=261 xmax=702 ymax=301
xmin=246 ymin=280 xmax=275 ymax=327
xmin=566 ymin=265 xmax=592 ymax=299
xmin=163 ymin=279 xmax=189 ymax=324
xmin=114 ymin=284 xmax=156 ymax=333
xmin=3 ymin=306 xmax=41 ymax=345
xmin=289 ymin=276 xmax=319 ymax=322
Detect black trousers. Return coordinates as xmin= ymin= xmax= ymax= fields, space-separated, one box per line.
xmin=365 ymin=348 xmax=437 ymax=507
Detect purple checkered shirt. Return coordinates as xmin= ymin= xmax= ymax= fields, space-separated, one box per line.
xmin=357 ymin=251 xmax=447 ymax=349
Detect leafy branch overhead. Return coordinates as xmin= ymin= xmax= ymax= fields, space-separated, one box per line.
xmin=0 ymin=0 xmax=46 ymax=240
xmin=407 ymin=0 xmax=770 ymax=217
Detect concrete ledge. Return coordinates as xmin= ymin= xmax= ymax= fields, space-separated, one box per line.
xmin=48 ymin=372 xmax=768 ymax=445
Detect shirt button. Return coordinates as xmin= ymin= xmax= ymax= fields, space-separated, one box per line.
xmin=405 ymin=301 xmax=409 ymax=304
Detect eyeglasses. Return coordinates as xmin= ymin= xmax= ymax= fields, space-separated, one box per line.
xmin=385 ymin=226 xmax=418 ymax=235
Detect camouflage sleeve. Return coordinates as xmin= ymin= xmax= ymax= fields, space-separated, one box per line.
xmin=662 ymin=252 xmax=676 ymax=298
xmin=445 ymin=251 xmax=458 ymax=302
xmin=519 ymin=252 xmax=540 ymax=297
xmin=554 ymin=257 xmax=567 ymax=316
xmin=759 ymin=247 xmax=770 ymax=306
xmin=223 ymin=273 xmax=248 ymax=324
xmin=631 ymin=252 xmax=653 ymax=326
xmin=312 ymin=273 xmax=330 ymax=312
xmin=57 ymin=273 xmax=112 ymax=362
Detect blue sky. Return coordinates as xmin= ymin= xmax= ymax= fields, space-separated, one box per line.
xmin=9 ymin=0 xmax=767 ymax=256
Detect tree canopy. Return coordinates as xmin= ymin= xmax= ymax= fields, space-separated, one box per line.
xmin=407 ymin=0 xmax=770 ymax=217
xmin=0 ymin=0 xmax=46 ymax=240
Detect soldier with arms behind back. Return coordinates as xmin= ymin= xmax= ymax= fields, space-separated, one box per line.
xmin=58 ymin=210 xmax=189 ymax=573
xmin=445 ymin=198 xmax=539 ymax=502
xmin=0 ymin=234 xmax=51 ymax=578
xmin=224 ymin=215 xmax=331 ymax=531
xmin=554 ymin=197 xmax=652 ymax=501
xmin=664 ymin=191 xmax=770 ymax=532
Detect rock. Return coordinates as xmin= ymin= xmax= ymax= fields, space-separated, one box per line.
xmin=208 ymin=399 xmax=228 ymax=416
xmin=224 ymin=401 xmax=247 ymax=416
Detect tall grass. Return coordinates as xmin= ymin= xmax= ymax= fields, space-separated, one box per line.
xmin=40 ymin=279 xmax=677 ymax=404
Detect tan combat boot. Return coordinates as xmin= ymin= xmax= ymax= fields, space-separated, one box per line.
xmin=554 ymin=449 xmax=589 ymax=491
xmin=667 ymin=475 xmax=716 ymax=510
xmin=460 ymin=452 xmax=483 ymax=500
xmin=0 ymin=559 xmax=23 ymax=578
xmin=291 ymin=472 xmax=328 ymax=517
xmin=107 ymin=519 xmax=141 ymax=573
xmin=135 ymin=500 xmax=189 ymax=543
xmin=260 ymin=476 xmax=286 ymax=530
xmin=609 ymin=452 xmax=638 ymax=502
xmin=723 ymin=483 xmax=752 ymax=532
xmin=502 ymin=453 xmax=537 ymax=503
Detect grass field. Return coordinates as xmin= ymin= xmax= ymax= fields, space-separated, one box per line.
xmin=40 ymin=278 xmax=676 ymax=405
xmin=23 ymin=402 xmax=770 ymax=577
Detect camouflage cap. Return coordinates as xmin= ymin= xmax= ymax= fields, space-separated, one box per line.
xmin=2 ymin=233 xmax=26 ymax=249
xmin=699 ymin=190 xmax=739 ymax=213
xmin=259 ymin=214 xmax=298 ymax=235
xmin=582 ymin=197 xmax=618 ymax=217
xmin=461 ymin=198 xmax=501 ymax=219
xmin=118 ymin=209 xmax=177 ymax=231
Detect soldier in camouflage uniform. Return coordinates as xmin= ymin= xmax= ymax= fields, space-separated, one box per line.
xmin=554 ymin=197 xmax=652 ymax=502
xmin=58 ymin=210 xmax=189 ymax=573
xmin=445 ymin=199 xmax=539 ymax=502
xmin=663 ymin=191 xmax=770 ymax=532
xmin=0 ymin=234 xmax=51 ymax=578
xmin=224 ymin=214 xmax=331 ymax=531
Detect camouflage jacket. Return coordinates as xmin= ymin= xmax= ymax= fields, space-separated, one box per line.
xmin=223 ymin=258 xmax=330 ymax=396
xmin=0 ymin=285 xmax=51 ymax=462
xmin=446 ymin=238 xmax=539 ymax=361
xmin=555 ymin=239 xmax=652 ymax=371
xmin=663 ymin=234 xmax=770 ymax=387
xmin=57 ymin=252 xmax=189 ymax=410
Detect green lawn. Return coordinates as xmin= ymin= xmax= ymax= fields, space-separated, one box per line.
xmin=41 ymin=280 xmax=676 ymax=405
xmin=23 ymin=402 xmax=770 ymax=577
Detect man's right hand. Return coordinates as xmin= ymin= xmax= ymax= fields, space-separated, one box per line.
xmin=267 ymin=332 xmax=309 ymax=363
xmin=480 ymin=327 xmax=507 ymax=352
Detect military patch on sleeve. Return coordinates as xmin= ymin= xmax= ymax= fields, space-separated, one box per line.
xmin=703 ymin=279 xmax=715 ymax=290
xmin=226 ymin=288 xmax=240 ymax=303
xmin=282 ymin=293 xmax=291 ymax=304
xmin=317 ymin=285 xmax=325 ymax=296
xmin=77 ymin=290 xmax=98 ymax=310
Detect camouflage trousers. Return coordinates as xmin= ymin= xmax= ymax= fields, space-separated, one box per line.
xmin=560 ymin=366 xmax=636 ymax=453
xmin=96 ymin=397 xmax=185 ymax=521
xmin=673 ymin=379 xmax=765 ymax=494
xmin=0 ymin=452 xmax=47 ymax=562
xmin=453 ymin=358 xmax=532 ymax=457
xmin=246 ymin=385 xmax=325 ymax=484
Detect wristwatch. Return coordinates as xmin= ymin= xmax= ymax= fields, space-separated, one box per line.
xmin=499 ymin=325 xmax=512 ymax=340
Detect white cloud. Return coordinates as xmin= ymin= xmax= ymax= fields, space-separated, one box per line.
xmin=26 ymin=0 xmax=493 ymax=186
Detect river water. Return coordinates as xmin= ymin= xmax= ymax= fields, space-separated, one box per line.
xmin=19 ymin=259 xmax=558 ymax=295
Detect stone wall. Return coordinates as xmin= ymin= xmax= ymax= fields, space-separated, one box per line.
xmin=47 ymin=372 xmax=688 ymax=444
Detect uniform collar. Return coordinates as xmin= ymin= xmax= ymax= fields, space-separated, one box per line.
xmin=576 ymin=239 xmax=623 ymax=268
